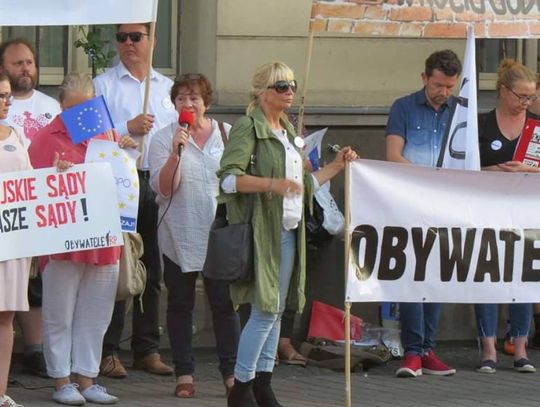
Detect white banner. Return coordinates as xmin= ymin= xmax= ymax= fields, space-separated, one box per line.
xmin=0 ymin=0 xmax=158 ymax=26
xmin=438 ymin=26 xmax=481 ymax=170
xmin=346 ymin=160 xmax=540 ymax=304
xmin=0 ymin=163 xmax=123 ymax=262
xmin=85 ymin=140 xmax=140 ymax=232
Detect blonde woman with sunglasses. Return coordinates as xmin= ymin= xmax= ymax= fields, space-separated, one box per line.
xmin=219 ymin=62 xmax=357 ymax=407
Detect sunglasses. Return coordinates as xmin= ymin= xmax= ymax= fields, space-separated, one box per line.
xmin=0 ymin=92 xmax=13 ymax=103
xmin=505 ymin=86 xmax=539 ymax=104
xmin=268 ymin=80 xmax=298 ymax=94
xmin=115 ymin=32 xmax=149 ymax=43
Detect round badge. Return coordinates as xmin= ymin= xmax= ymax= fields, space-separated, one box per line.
xmin=491 ymin=140 xmax=502 ymax=151
xmin=294 ymin=136 xmax=305 ymax=149
xmin=3 ymin=144 xmax=16 ymax=152
xmin=162 ymin=97 xmax=174 ymax=110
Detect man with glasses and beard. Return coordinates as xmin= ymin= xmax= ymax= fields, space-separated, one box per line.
xmin=0 ymin=38 xmax=60 ymax=379
xmin=94 ymin=22 xmax=176 ymax=378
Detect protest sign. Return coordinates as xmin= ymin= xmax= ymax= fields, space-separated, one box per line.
xmin=0 ymin=163 xmax=123 ymax=261
xmin=85 ymin=140 xmax=140 ymax=232
xmin=347 ymin=159 xmax=540 ymax=304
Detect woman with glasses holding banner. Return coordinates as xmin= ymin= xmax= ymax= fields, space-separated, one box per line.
xmin=0 ymin=73 xmax=31 ymax=407
xmin=219 ymin=61 xmax=357 ymax=407
xmin=475 ymin=59 xmax=539 ymax=375
xmin=148 ymin=73 xmax=240 ymax=399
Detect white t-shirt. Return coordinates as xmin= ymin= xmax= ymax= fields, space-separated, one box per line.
xmin=3 ymin=89 xmax=60 ymax=146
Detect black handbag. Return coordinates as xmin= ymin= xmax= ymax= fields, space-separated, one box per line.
xmin=202 ymin=195 xmax=254 ymax=283
xmin=305 ymin=198 xmax=333 ymax=250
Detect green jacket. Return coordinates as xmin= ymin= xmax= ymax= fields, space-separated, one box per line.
xmin=217 ymin=106 xmax=314 ymax=313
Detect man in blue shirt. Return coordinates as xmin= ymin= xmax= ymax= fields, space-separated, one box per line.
xmin=386 ymin=49 xmax=462 ymax=378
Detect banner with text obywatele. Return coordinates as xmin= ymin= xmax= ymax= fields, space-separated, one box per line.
xmin=347 ymin=160 xmax=540 ymax=304
xmin=0 ymin=163 xmax=123 ymax=262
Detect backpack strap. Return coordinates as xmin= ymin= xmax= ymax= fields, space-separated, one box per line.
xmin=218 ymin=121 xmax=227 ymax=146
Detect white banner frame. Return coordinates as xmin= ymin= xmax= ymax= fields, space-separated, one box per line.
xmin=346 ymin=159 xmax=540 ymax=304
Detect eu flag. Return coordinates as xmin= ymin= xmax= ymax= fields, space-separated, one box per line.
xmin=60 ymin=95 xmax=114 ymax=144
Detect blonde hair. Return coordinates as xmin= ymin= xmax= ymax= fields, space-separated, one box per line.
xmin=58 ymin=72 xmax=94 ymax=104
xmin=246 ymin=61 xmax=295 ymax=115
xmin=496 ymin=59 xmax=537 ymax=96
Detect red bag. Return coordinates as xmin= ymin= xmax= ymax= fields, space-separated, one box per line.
xmin=307 ymin=301 xmax=363 ymax=341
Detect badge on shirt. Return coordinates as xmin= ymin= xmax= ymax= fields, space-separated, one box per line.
xmin=491 ymin=140 xmax=502 ymax=151
xmin=162 ymin=97 xmax=174 ymax=110
xmin=3 ymin=144 xmax=16 ymax=152
xmin=294 ymin=136 xmax=305 ymax=149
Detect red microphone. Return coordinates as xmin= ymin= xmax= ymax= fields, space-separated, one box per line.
xmin=178 ymin=110 xmax=194 ymax=157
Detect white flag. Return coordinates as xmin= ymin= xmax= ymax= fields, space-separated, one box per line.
xmin=0 ymin=0 xmax=158 ymax=26
xmin=438 ymin=26 xmax=480 ymax=171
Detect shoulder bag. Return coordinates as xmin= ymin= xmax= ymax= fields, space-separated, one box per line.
xmin=201 ymin=121 xmax=254 ymax=283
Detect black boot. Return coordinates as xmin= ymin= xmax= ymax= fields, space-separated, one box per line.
xmin=227 ymin=378 xmax=257 ymax=407
xmin=253 ymin=371 xmax=283 ymax=407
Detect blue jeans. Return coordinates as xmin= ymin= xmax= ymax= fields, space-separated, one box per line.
xmin=234 ymin=228 xmax=296 ymax=382
xmin=475 ymin=304 xmax=531 ymax=338
xmin=399 ymin=303 xmax=441 ymax=356
xmin=162 ymin=255 xmax=240 ymax=378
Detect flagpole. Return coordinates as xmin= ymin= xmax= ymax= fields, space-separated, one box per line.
xmin=137 ymin=19 xmax=156 ymax=167
xmin=296 ymin=29 xmax=314 ymax=137
xmin=344 ymin=161 xmax=352 ymax=407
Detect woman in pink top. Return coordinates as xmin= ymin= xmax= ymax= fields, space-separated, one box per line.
xmin=28 ymin=73 xmax=136 ymax=406
xmin=0 ymin=73 xmax=30 ymax=407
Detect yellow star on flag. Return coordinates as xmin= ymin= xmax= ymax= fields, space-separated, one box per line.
xmin=128 ymin=194 xmax=136 ymax=201
xmin=99 ymin=152 xmax=106 ymax=159
xmin=112 ymin=151 xmax=119 ymax=157
xmin=133 ymin=181 xmax=139 ymax=189
xmin=118 ymin=202 xmax=126 ymax=209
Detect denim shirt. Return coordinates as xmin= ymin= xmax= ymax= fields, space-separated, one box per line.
xmin=386 ymin=89 xmax=453 ymax=168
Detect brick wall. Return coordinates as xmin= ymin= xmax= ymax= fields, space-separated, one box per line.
xmin=310 ymin=0 xmax=540 ymax=38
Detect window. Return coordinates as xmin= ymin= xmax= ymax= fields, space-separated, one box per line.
xmin=0 ymin=0 xmax=176 ymax=83
xmin=477 ymin=39 xmax=539 ymax=90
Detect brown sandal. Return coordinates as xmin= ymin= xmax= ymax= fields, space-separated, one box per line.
xmin=175 ymin=382 xmax=195 ymax=398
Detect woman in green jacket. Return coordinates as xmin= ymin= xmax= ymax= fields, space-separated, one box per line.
xmin=219 ymin=61 xmax=357 ymax=407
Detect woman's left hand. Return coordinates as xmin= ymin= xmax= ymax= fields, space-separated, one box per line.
xmin=332 ymin=146 xmax=359 ymax=170
xmin=53 ymin=152 xmax=74 ymax=172
xmin=118 ymin=135 xmax=138 ymax=149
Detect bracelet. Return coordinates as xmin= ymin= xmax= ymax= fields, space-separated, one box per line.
xmin=268 ymin=178 xmax=274 ymax=192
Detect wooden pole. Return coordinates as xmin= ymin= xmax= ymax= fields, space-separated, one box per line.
xmin=296 ymin=30 xmax=314 ymax=137
xmin=137 ymin=20 xmax=156 ymax=167
xmin=344 ymin=161 xmax=352 ymax=407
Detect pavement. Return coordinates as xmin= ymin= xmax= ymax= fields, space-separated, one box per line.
xmin=7 ymin=343 xmax=540 ymax=407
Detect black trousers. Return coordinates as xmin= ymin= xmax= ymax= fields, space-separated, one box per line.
xmin=102 ymin=172 xmax=162 ymax=358
xmin=163 ymin=255 xmax=239 ymax=377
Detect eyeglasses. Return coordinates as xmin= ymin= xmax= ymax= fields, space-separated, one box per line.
xmin=267 ymin=80 xmax=298 ymax=94
xmin=0 ymin=92 xmax=13 ymax=103
xmin=115 ymin=32 xmax=149 ymax=43
xmin=505 ymin=86 xmax=539 ymax=104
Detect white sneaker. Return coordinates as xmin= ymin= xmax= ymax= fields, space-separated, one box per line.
xmin=0 ymin=394 xmax=24 ymax=407
xmin=81 ymin=385 xmax=118 ymax=405
xmin=52 ymin=383 xmax=85 ymax=405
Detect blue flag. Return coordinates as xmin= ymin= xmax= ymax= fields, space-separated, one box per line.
xmin=60 ymin=95 xmax=114 ymax=144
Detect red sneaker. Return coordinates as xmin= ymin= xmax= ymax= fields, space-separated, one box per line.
xmin=395 ymin=354 xmax=422 ymax=378
xmin=421 ymin=351 xmax=456 ymax=376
